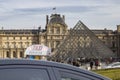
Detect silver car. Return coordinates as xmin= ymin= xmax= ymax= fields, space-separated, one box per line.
xmin=105 ymin=62 xmax=120 ymax=69
xmin=0 ymin=59 xmax=111 ymax=80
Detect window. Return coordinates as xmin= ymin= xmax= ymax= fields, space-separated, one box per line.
xmin=98 ymin=36 xmax=103 ymax=39
xmin=25 ymin=42 xmax=29 ymax=47
xmin=62 ymin=29 xmax=66 ymax=34
xmin=0 ymin=68 xmax=50 ymax=80
xmin=47 ymin=36 xmax=51 ymax=39
xmin=25 ymin=32 xmax=30 ymax=34
xmin=20 ymin=42 xmax=22 ymax=48
xmin=7 ymin=37 xmax=9 ymax=40
xmin=12 ymin=32 xmax=17 ymax=34
xmin=6 ymin=42 xmax=9 ymax=48
xmin=32 ymin=32 xmax=37 ymax=34
xmin=20 ymin=51 xmax=23 ymax=57
xmin=19 ymin=32 xmax=24 ymax=34
xmin=13 ymin=51 xmax=17 ymax=58
xmin=56 ymin=27 xmax=60 ymax=34
xmin=6 ymin=51 xmax=10 ymax=58
xmin=43 ymin=36 xmax=46 ymax=39
xmin=49 ymin=28 xmax=54 ymax=34
xmin=49 ymin=28 xmax=53 ymax=34
xmin=51 ymin=48 xmax=54 ymax=52
xmin=113 ymin=50 xmax=116 ymax=53
xmin=51 ymin=41 xmax=54 ymax=48
xmin=32 ymin=42 xmax=36 ymax=44
xmin=13 ymin=37 xmax=15 ymax=40
xmin=27 ymin=37 xmax=29 ymax=40
xmin=112 ymin=41 xmax=116 ymax=47
xmin=13 ymin=42 xmax=16 ymax=48
xmin=20 ymin=37 xmax=22 ymax=40
xmin=55 ymin=68 xmax=102 ymax=80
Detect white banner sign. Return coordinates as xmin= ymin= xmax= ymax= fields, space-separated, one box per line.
xmin=25 ymin=44 xmax=51 ymax=56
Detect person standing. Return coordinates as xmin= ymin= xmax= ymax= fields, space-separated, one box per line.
xmin=90 ymin=60 xmax=94 ymax=70
xmin=95 ymin=59 xmax=99 ymax=70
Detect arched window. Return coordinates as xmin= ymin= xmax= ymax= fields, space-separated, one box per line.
xmin=62 ymin=29 xmax=66 ymax=34
xmin=56 ymin=27 xmax=60 ymax=34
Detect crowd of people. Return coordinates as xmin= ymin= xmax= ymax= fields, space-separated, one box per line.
xmin=50 ymin=57 xmax=117 ymax=70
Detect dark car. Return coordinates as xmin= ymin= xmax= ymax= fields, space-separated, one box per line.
xmin=0 ymin=59 xmax=110 ymax=80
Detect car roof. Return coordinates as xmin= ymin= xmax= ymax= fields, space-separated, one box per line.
xmin=0 ymin=59 xmax=90 ymax=74
xmin=0 ymin=59 xmax=81 ymax=70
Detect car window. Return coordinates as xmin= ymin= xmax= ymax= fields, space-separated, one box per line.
xmin=53 ymin=67 xmax=104 ymax=80
xmin=0 ymin=68 xmax=50 ymax=80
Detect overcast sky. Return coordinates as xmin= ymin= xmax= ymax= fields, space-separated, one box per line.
xmin=0 ymin=0 xmax=120 ymax=30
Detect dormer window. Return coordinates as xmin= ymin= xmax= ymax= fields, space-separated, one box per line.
xmin=55 ymin=27 xmax=60 ymax=34
xmin=49 ymin=29 xmax=52 ymax=34
xmin=49 ymin=27 xmax=54 ymax=34
xmin=63 ymin=29 xmax=66 ymax=34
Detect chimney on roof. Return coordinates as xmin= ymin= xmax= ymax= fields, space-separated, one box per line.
xmin=45 ymin=15 xmax=49 ymax=30
xmin=46 ymin=15 xmax=49 ymax=25
xmin=62 ymin=15 xmax=65 ymax=21
xmin=1 ymin=27 xmax=4 ymax=30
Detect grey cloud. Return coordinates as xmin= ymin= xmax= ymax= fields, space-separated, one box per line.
xmin=13 ymin=6 xmax=100 ymax=15
xmin=58 ymin=6 xmax=100 ymax=13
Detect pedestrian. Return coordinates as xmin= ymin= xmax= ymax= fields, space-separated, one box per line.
xmin=95 ymin=59 xmax=99 ymax=70
xmin=90 ymin=60 xmax=94 ymax=70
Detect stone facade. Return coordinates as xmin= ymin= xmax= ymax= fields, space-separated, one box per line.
xmin=0 ymin=14 xmax=119 ymax=58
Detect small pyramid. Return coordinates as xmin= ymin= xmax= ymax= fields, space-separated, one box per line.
xmin=51 ymin=20 xmax=115 ymax=61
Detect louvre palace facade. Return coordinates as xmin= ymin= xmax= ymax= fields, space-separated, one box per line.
xmin=0 ymin=13 xmax=120 ymax=59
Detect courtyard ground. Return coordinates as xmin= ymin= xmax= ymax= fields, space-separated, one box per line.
xmin=93 ymin=68 xmax=120 ymax=80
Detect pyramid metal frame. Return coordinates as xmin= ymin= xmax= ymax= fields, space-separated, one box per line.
xmin=51 ymin=20 xmax=114 ymax=61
